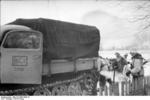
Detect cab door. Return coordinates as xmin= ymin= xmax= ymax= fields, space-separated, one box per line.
xmin=0 ymin=30 xmax=43 ymax=84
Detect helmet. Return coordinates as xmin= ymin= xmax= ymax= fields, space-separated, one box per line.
xmin=115 ymin=52 xmax=120 ymax=56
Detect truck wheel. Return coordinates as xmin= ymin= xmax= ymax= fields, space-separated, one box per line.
xmin=34 ymin=88 xmax=51 ymax=95
xmin=84 ymin=75 xmax=95 ymax=92
xmin=14 ymin=92 xmax=29 ymax=96
xmin=67 ymin=82 xmax=82 ymax=95
xmin=51 ymin=85 xmax=68 ymax=95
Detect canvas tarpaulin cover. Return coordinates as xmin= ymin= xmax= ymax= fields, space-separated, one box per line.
xmin=8 ymin=18 xmax=100 ymax=63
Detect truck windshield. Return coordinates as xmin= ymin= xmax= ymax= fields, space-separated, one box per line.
xmin=3 ymin=31 xmax=41 ymax=49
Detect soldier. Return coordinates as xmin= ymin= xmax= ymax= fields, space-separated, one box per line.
xmin=124 ymin=54 xmax=128 ymax=60
xmin=114 ymin=52 xmax=128 ymax=73
xmin=126 ymin=52 xmax=144 ymax=77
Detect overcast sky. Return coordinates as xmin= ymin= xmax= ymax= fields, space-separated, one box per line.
xmin=0 ymin=0 xmax=149 ymax=49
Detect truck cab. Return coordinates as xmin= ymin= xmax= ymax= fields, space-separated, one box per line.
xmin=0 ymin=25 xmax=43 ymax=84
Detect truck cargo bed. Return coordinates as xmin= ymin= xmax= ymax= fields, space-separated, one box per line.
xmin=43 ymin=58 xmax=97 ymax=75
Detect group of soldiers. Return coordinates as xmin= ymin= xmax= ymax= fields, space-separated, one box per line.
xmin=96 ymin=51 xmax=149 ymax=96
xmin=97 ymin=51 xmax=149 ymax=82
xmin=114 ymin=51 xmax=148 ymax=78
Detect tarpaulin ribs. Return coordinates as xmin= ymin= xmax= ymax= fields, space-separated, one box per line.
xmin=9 ymin=18 xmax=100 ymax=62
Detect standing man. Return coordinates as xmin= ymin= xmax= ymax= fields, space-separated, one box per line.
xmin=130 ymin=52 xmax=144 ymax=76
xmin=115 ymin=52 xmax=128 ymax=73
xmin=126 ymin=52 xmax=144 ymax=77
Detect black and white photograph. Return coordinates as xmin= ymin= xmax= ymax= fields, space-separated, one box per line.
xmin=0 ymin=0 xmax=150 ymax=97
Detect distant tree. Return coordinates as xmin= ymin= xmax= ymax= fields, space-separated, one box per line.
xmin=129 ymin=1 xmax=150 ymax=49
xmin=112 ymin=1 xmax=150 ymax=50
xmin=131 ymin=1 xmax=150 ymax=30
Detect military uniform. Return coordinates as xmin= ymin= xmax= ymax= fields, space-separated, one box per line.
xmin=130 ymin=53 xmax=144 ymax=77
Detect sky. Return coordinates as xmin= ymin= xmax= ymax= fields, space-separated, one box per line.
xmin=0 ymin=0 xmax=149 ymax=49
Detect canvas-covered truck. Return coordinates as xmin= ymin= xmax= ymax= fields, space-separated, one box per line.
xmin=0 ymin=18 xmax=100 ymax=95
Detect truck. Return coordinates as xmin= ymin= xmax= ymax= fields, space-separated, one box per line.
xmin=0 ymin=18 xmax=100 ymax=95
